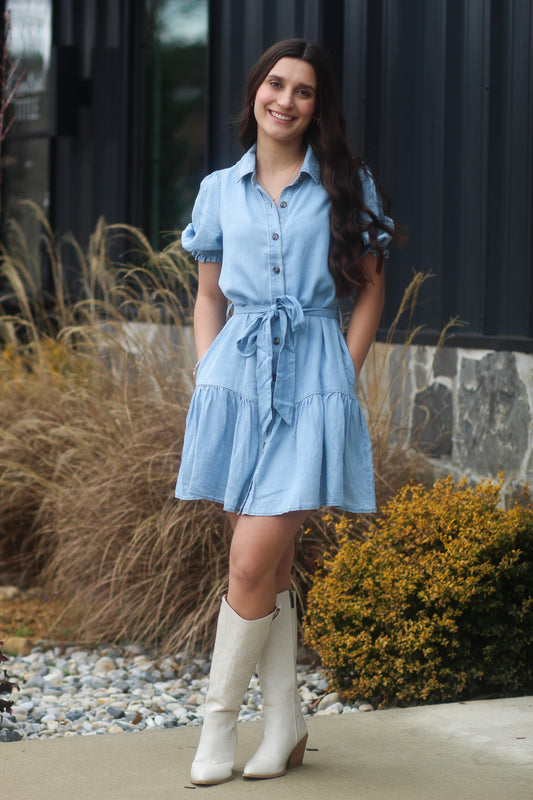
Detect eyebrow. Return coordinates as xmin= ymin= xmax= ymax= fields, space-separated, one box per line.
xmin=267 ymin=73 xmax=316 ymax=92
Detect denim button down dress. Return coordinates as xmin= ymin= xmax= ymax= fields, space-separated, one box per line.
xmin=175 ymin=145 xmax=393 ymax=516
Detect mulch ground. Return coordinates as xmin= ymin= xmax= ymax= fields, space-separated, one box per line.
xmin=0 ymin=589 xmax=79 ymax=645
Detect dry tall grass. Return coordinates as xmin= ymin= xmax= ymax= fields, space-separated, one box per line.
xmin=1 ymin=207 xmax=438 ymax=657
xmin=0 ymin=206 xmax=218 ymax=654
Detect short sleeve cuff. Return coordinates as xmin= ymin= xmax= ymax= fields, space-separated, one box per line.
xmin=180 ymin=172 xmax=223 ymax=261
xmin=361 ymin=228 xmax=392 ymax=260
xmin=187 ymin=251 xmax=223 ymax=263
xmin=359 ymin=167 xmax=394 ymax=259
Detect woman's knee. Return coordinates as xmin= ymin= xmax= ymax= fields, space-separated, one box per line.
xmin=229 ymin=548 xmax=275 ymax=592
xmin=228 ymin=512 xmax=306 ymax=592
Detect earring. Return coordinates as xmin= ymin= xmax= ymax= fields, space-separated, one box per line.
xmin=313 ymin=116 xmax=320 ymax=124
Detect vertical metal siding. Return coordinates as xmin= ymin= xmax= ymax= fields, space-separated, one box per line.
xmin=375 ymin=0 xmax=448 ymax=331
xmin=455 ymin=0 xmax=490 ymax=336
xmin=485 ymin=0 xmax=533 ymax=337
xmin=343 ymin=0 xmax=367 ymax=154
xmin=419 ymin=1 xmax=447 ymax=331
xmin=49 ymin=0 xmax=136 ymax=244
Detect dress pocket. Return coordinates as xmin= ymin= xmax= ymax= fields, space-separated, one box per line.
xmin=195 ymin=322 xmax=230 ymax=381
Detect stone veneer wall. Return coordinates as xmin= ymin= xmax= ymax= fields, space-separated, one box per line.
xmin=363 ymin=343 xmax=533 ymax=501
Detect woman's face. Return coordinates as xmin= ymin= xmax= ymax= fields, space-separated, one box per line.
xmin=253 ymin=57 xmax=317 ymax=148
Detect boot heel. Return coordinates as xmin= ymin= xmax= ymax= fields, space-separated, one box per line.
xmin=287 ymin=733 xmax=308 ymax=770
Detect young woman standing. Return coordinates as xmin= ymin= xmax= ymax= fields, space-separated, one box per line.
xmin=176 ymin=38 xmax=396 ymax=785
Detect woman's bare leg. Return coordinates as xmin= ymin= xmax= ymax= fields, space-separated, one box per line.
xmin=228 ymin=512 xmax=296 ymax=593
xmin=227 ymin=511 xmax=307 ymax=620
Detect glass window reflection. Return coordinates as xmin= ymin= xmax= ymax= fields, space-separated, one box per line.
xmin=141 ymin=0 xmax=208 ymax=247
xmin=5 ymin=0 xmax=51 ymax=135
xmin=1 ymin=0 xmax=51 ymax=273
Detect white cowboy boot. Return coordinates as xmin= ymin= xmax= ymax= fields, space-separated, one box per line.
xmin=190 ymin=596 xmax=278 ymax=785
xmin=243 ymin=589 xmax=308 ymax=779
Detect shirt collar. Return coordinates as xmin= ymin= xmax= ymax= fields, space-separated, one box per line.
xmin=236 ymin=143 xmax=321 ymax=184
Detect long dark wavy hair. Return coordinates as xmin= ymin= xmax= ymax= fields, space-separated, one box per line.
xmin=240 ymin=38 xmax=398 ymax=297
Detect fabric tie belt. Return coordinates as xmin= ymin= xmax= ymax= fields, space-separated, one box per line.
xmin=229 ymin=295 xmax=339 ymax=437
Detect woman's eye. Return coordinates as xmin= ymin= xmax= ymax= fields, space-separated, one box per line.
xmin=298 ymin=89 xmax=311 ymax=97
xmin=268 ymin=80 xmax=281 ymax=88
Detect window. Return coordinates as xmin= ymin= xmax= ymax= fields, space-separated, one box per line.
xmin=139 ymin=0 xmax=208 ymax=247
xmin=2 ymin=0 xmax=52 ymax=267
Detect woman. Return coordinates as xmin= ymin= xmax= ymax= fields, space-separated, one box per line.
xmin=176 ymin=38 xmax=396 ymax=785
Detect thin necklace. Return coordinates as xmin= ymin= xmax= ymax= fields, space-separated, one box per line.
xmin=259 ymin=156 xmax=304 ymax=205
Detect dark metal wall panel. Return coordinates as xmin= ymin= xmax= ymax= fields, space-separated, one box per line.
xmin=51 ymin=0 xmax=94 ymax=245
xmin=485 ymin=0 xmax=533 ymax=337
xmin=303 ymin=0 xmax=322 ymax=36
xmin=208 ymin=0 xmax=247 ymax=168
xmin=505 ymin=1 xmax=533 ymax=336
xmin=417 ymin=1 xmax=447 ymax=331
xmin=453 ymin=0 xmax=490 ymax=336
xmin=343 ymin=0 xmax=367 ymax=154
xmin=436 ymin=0 xmax=491 ymax=337
xmin=51 ymin=0 xmax=136 ymax=246
xmin=370 ymin=0 xmax=450 ymax=332
xmin=92 ymin=0 xmax=134 ymax=230
xmin=348 ymin=0 xmax=532 ymax=342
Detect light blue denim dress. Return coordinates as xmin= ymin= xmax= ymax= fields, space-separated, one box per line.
xmin=175 ymin=145 xmax=393 ymax=515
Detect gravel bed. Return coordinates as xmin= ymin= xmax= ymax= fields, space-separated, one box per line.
xmin=0 ymin=643 xmax=373 ymax=742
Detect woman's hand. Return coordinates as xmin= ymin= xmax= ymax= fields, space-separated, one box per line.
xmin=345 ymin=253 xmax=385 ymax=377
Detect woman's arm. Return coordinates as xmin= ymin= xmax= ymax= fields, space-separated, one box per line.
xmin=194 ymin=261 xmax=227 ymax=361
xmin=345 ymin=253 xmax=385 ymax=377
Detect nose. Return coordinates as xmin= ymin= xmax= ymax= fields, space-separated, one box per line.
xmin=277 ymin=88 xmax=294 ymax=109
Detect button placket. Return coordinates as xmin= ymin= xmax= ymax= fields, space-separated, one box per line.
xmin=266 ymin=203 xmax=285 ymax=302
xmin=266 ymin=203 xmax=285 ymax=376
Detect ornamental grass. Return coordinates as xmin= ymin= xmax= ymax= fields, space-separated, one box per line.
xmin=0 ymin=204 xmax=433 ymax=657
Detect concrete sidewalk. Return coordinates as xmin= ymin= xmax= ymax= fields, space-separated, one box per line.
xmin=1 ymin=697 xmax=532 ymax=800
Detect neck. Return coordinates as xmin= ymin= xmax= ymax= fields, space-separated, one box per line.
xmin=255 ymin=135 xmax=306 ymax=174
xmin=254 ymin=138 xmax=307 ymax=206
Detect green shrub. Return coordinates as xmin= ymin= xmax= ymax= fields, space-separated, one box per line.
xmin=303 ymin=476 xmax=533 ymax=707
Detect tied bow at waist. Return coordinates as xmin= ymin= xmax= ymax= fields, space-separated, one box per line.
xmin=230 ymin=295 xmax=339 ymax=436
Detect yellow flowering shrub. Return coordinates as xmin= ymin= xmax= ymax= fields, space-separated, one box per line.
xmin=1 ymin=338 xmax=88 ymax=381
xmin=303 ymin=476 xmax=533 ymax=707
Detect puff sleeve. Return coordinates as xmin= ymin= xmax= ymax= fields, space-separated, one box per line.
xmin=181 ymin=172 xmax=223 ymax=262
xmin=359 ymin=167 xmax=394 ymax=259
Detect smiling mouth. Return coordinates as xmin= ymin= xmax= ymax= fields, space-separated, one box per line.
xmin=268 ymin=109 xmax=295 ymax=122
